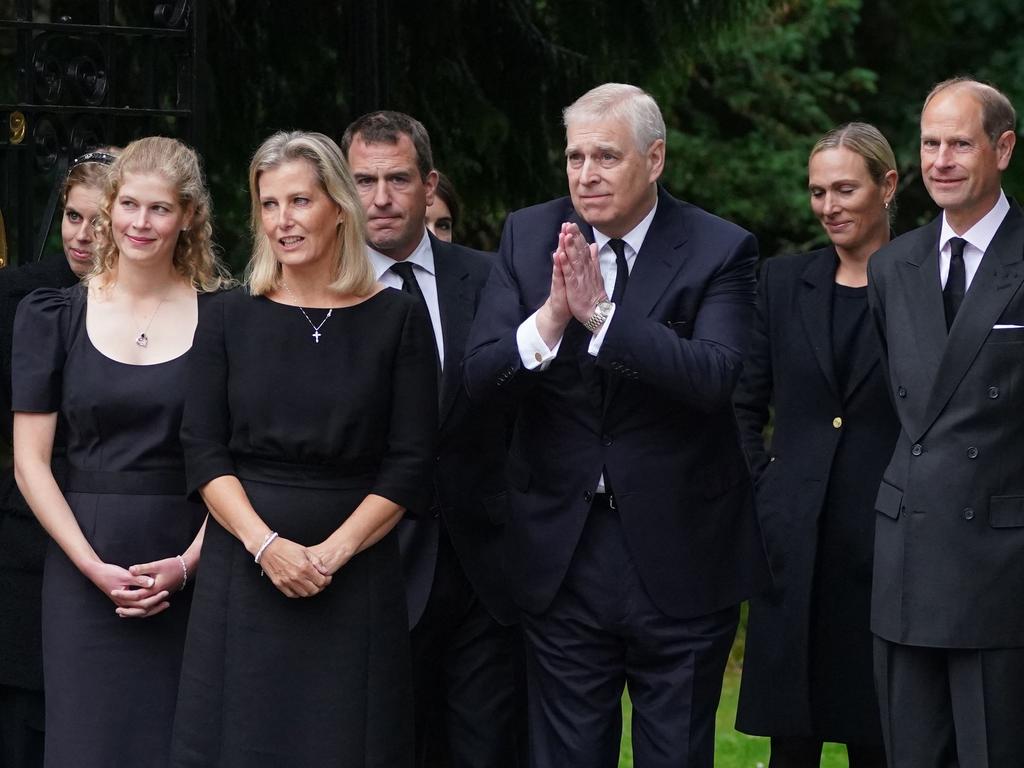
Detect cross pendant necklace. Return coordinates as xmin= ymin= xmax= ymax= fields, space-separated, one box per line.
xmin=281 ymin=280 xmax=333 ymax=343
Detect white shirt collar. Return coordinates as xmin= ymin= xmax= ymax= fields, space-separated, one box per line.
xmin=939 ymin=190 xmax=1010 ymax=255
xmin=591 ymin=198 xmax=658 ymax=256
xmin=368 ymin=229 xmax=434 ymax=280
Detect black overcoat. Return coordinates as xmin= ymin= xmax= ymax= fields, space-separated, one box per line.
xmin=733 ymin=247 xmax=897 ymax=742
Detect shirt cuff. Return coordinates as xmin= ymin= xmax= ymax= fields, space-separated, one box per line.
xmin=517 ymin=310 xmax=562 ymax=370
xmin=587 ymin=303 xmax=617 ymax=356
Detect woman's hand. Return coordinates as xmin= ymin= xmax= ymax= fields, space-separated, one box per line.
xmin=85 ymin=561 xmax=171 ymax=618
xmin=259 ymin=536 xmax=332 ymax=598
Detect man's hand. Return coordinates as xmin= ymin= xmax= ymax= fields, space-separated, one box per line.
xmin=558 ymin=223 xmax=607 ymax=326
xmin=535 ymin=225 xmax=575 ymax=348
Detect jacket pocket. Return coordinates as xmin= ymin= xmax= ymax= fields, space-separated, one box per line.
xmin=875 ymin=479 xmax=903 ymax=520
xmin=666 ymin=319 xmax=692 ymax=339
xmin=989 ymin=496 xmax=1024 ymax=528
xmin=480 ymin=491 xmax=510 ymax=525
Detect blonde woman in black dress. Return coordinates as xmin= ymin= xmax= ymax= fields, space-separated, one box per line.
xmin=13 ymin=136 xmax=227 ymax=768
xmin=170 ymin=131 xmax=436 ymax=767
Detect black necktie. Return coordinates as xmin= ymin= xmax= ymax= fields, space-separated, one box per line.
xmin=943 ymin=237 xmax=967 ymax=331
xmin=391 ymin=261 xmax=441 ymax=377
xmin=608 ymin=239 xmax=629 ymax=304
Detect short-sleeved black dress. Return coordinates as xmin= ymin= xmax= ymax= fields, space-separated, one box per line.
xmin=11 ymin=285 xmax=207 ymax=768
xmin=169 ymin=287 xmax=437 ymax=768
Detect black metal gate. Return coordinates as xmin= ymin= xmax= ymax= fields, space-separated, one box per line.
xmin=0 ymin=0 xmax=205 ymax=268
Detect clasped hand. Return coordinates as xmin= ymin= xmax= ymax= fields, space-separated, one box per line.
xmin=258 ymin=536 xmax=333 ymax=598
xmin=538 ymin=223 xmax=608 ymax=342
xmin=92 ymin=556 xmax=183 ymax=619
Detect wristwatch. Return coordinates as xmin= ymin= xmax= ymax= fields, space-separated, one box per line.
xmin=583 ymin=299 xmax=614 ymax=333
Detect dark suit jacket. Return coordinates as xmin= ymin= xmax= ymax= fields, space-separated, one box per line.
xmin=868 ymin=203 xmax=1024 ymax=648
xmin=734 ymin=248 xmax=897 ymax=741
xmin=0 ymin=253 xmax=78 ymax=691
xmin=397 ymin=234 xmax=515 ymax=628
xmin=464 ymin=186 xmax=771 ymax=619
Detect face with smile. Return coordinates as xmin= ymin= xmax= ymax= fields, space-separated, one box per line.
xmin=258 ymin=159 xmax=344 ymax=273
xmin=111 ymin=172 xmax=191 ymax=268
xmin=62 ymin=183 xmax=103 ymax=276
xmin=565 ymin=117 xmax=663 ymax=238
xmin=808 ymin=147 xmax=895 ymax=256
xmin=347 ymin=134 xmax=437 ymax=261
xmin=920 ymin=86 xmax=1015 ymax=232
xmin=425 ymin=195 xmax=453 ymax=242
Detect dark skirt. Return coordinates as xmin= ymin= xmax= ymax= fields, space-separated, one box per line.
xmin=170 ymin=479 xmax=413 ymax=768
xmin=42 ymin=490 xmax=205 ymax=768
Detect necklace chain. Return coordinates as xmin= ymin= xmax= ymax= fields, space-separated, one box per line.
xmin=121 ymin=286 xmax=172 ymax=348
xmin=281 ymin=280 xmax=333 ymax=344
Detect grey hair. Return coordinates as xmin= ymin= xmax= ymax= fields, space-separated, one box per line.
xmin=563 ymin=83 xmax=666 ymax=152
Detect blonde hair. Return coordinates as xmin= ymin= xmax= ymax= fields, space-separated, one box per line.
xmin=93 ymin=136 xmax=228 ymax=292
xmin=245 ymin=131 xmax=373 ymax=297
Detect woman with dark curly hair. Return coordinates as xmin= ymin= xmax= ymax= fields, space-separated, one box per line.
xmin=12 ymin=136 xmax=228 ymax=768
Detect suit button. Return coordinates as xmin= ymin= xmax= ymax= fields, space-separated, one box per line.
xmin=897 ymin=386 xmax=907 ymax=398
xmin=602 ymin=434 xmax=613 ymax=446
xmin=988 ymin=386 xmax=1000 ymax=399
xmin=963 ymin=507 xmax=975 ymax=521
xmin=911 ymin=444 xmax=923 ymax=456
xmin=432 ymin=511 xmax=440 ymax=519
xmin=832 ymin=417 xmax=843 ymax=429
xmin=583 ymin=490 xmax=593 ymax=503
xmin=967 ymin=446 xmax=979 ymax=459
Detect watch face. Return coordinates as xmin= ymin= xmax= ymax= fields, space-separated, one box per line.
xmin=598 ymin=300 xmax=613 ymax=312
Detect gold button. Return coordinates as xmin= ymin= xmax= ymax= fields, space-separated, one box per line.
xmin=534 ymin=352 xmax=543 ymax=363
xmin=832 ymin=417 xmax=843 ymax=429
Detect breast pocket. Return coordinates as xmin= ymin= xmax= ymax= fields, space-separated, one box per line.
xmin=666 ymin=319 xmax=692 ymax=339
xmin=987 ymin=326 xmax=1024 ymax=344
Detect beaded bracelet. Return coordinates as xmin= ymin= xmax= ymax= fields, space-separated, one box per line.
xmin=254 ymin=531 xmax=279 ymax=576
xmin=176 ymin=554 xmax=188 ymax=592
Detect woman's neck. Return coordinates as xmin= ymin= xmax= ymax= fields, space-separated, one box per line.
xmin=103 ymin=259 xmax=185 ymax=298
xmin=278 ymin=263 xmax=338 ymax=306
xmin=835 ymin=230 xmax=889 ymax=288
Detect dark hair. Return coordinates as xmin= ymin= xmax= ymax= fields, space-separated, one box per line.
xmin=340 ymin=111 xmax=434 ymax=180
xmin=923 ymin=77 xmax=1017 ymax=145
xmin=433 ymin=171 xmax=460 ymax=230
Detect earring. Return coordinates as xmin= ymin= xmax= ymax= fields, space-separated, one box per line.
xmin=884 ymin=201 xmax=890 ymax=210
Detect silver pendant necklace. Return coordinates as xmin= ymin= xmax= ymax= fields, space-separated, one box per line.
xmin=281 ymin=280 xmax=333 ymax=344
xmin=127 ymin=291 xmax=171 ymax=348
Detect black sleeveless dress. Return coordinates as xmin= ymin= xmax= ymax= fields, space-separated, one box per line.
xmin=11 ymin=285 xmax=207 ymax=768
xmin=169 ymin=287 xmax=437 ymax=768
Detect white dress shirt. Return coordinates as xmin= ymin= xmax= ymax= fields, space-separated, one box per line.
xmin=516 ymin=200 xmax=658 ymax=369
xmin=368 ymin=230 xmax=445 ymax=367
xmin=938 ymin=190 xmax=1010 ymax=291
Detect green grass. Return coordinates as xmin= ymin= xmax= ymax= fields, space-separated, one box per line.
xmin=617 ymin=633 xmax=848 ymax=767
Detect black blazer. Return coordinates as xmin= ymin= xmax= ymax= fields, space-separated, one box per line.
xmin=397 ymin=234 xmax=515 ymax=627
xmin=464 ymin=186 xmax=771 ymax=619
xmin=733 ymin=248 xmax=897 ymax=740
xmin=868 ymin=202 xmax=1024 ymax=648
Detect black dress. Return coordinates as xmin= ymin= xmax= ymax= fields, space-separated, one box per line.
xmin=170 ymin=287 xmax=437 ymax=768
xmin=11 ymin=285 xmax=207 ymax=768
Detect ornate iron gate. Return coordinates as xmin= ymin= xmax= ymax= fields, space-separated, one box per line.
xmin=0 ymin=0 xmax=205 ymax=268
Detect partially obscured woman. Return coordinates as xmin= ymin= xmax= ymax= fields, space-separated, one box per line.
xmin=425 ymin=170 xmax=459 ymax=242
xmin=734 ymin=123 xmax=900 ymax=768
xmin=12 ymin=137 xmax=226 ymax=768
xmin=0 ymin=148 xmax=116 ymax=768
xmin=170 ymin=131 xmax=436 ymax=767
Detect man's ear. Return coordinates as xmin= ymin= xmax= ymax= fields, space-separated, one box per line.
xmin=424 ymin=169 xmax=439 ymax=206
xmin=646 ymin=139 xmax=666 ymax=183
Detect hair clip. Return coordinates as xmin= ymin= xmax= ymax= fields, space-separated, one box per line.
xmin=70 ymin=151 xmax=117 ymax=169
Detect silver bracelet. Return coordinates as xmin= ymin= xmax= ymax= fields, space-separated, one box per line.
xmin=254 ymin=531 xmax=279 ymax=574
xmin=176 ymin=554 xmax=188 ymax=592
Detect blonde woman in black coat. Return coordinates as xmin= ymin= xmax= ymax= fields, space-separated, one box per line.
xmin=734 ymin=123 xmax=899 ymax=767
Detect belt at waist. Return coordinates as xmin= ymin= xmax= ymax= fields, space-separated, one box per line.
xmin=64 ymin=468 xmax=186 ymax=496
xmin=234 ymin=456 xmax=377 ymax=490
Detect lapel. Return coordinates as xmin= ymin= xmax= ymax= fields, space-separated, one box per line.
xmin=798 ymin=248 xmax=840 ymax=400
xmin=599 ymin=187 xmax=690 ymax=413
xmin=918 ymin=203 xmax=1024 ymax=437
xmin=430 ymin=235 xmax=475 ymax=427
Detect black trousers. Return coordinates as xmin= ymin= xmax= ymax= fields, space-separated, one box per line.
xmin=521 ymin=495 xmax=737 ymax=768
xmin=409 ymin=529 xmax=525 ymax=768
xmin=0 ymin=685 xmax=44 ymax=768
xmin=768 ymin=736 xmax=886 ymax=768
xmin=874 ymin=637 xmax=1024 ymax=768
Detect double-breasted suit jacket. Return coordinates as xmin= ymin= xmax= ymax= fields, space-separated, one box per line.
xmin=464 ymin=186 xmax=771 ymax=620
xmin=734 ymin=247 xmax=897 ymax=742
xmin=867 ymin=203 xmax=1024 ymax=648
xmin=397 ymin=235 xmax=515 ymax=628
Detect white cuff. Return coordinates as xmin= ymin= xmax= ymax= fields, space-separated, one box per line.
xmin=587 ymin=303 xmax=617 ymax=356
xmin=517 ymin=310 xmax=562 ymax=370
